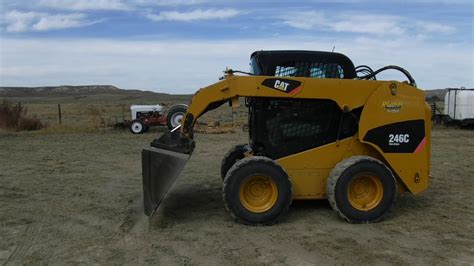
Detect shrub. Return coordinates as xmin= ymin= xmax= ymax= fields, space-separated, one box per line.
xmin=0 ymin=100 xmax=45 ymax=131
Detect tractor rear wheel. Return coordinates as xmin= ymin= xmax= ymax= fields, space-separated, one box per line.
xmin=130 ymin=119 xmax=145 ymax=134
xmin=326 ymin=156 xmax=397 ymax=223
xmin=166 ymin=105 xmax=187 ymax=130
xmin=222 ymin=156 xmax=292 ymax=225
xmin=220 ymin=144 xmax=251 ymax=180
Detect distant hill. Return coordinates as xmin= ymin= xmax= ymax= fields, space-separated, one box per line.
xmin=0 ymin=85 xmax=193 ymax=106
xmin=0 ymin=85 xmax=171 ymax=97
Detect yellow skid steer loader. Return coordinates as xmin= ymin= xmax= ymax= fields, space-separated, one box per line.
xmin=142 ymin=50 xmax=431 ymax=225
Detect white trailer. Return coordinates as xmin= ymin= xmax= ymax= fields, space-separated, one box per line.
xmin=444 ymin=88 xmax=474 ymax=127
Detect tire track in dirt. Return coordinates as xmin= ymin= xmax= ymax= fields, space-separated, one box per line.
xmin=114 ymin=197 xmax=150 ymax=264
xmin=119 ymin=197 xmax=147 ymax=235
xmin=4 ymin=220 xmax=42 ymax=265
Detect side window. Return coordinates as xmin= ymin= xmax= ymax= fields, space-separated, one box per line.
xmin=275 ymin=62 xmax=344 ymax=78
xmin=275 ymin=66 xmax=297 ymax=77
xmin=309 ymin=63 xmax=344 ymax=78
xmin=249 ymin=58 xmax=262 ymax=75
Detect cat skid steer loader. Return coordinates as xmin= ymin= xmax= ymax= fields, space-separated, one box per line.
xmin=141 ymin=51 xmax=431 ymax=225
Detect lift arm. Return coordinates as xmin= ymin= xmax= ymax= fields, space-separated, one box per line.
xmin=180 ymin=74 xmax=302 ymax=138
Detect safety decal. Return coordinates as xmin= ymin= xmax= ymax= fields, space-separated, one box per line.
xmin=382 ymin=101 xmax=403 ymax=113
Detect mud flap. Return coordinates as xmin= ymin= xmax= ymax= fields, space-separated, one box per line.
xmin=142 ymin=147 xmax=190 ymax=216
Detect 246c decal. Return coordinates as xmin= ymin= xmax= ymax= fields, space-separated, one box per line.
xmin=363 ymin=120 xmax=425 ymax=153
xmin=388 ymin=134 xmax=409 ymax=146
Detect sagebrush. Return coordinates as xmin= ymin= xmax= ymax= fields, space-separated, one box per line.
xmin=0 ymin=100 xmax=45 ymax=131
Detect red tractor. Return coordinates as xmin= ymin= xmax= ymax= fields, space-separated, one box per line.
xmin=129 ymin=104 xmax=187 ymax=134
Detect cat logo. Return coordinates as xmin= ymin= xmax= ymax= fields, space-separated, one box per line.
xmin=274 ymin=80 xmax=290 ymax=92
xmin=261 ymin=78 xmax=302 ymax=95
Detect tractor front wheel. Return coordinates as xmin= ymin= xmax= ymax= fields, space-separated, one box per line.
xmin=130 ymin=119 xmax=145 ymax=134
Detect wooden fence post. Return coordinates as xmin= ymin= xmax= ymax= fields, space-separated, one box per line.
xmin=58 ymin=104 xmax=62 ymax=124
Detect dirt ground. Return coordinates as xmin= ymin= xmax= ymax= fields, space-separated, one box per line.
xmin=1 ymin=127 xmax=473 ymax=265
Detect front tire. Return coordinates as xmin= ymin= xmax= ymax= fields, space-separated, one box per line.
xmin=326 ymin=156 xmax=397 ymax=223
xmin=130 ymin=119 xmax=145 ymax=134
xmin=222 ymin=156 xmax=292 ymax=225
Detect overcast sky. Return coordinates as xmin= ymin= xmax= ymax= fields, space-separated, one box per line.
xmin=0 ymin=0 xmax=472 ymax=93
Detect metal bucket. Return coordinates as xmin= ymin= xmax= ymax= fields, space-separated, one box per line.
xmin=141 ymin=128 xmax=195 ymax=216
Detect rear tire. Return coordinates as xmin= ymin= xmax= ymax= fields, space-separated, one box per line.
xmin=166 ymin=105 xmax=187 ymax=130
xmin=130 ymin=119 xmax=145 ymax=134
xmin=222 ymin=156 xmax=292 ymax=225
xmin=326 ymin=156 xmax=396 ymax=223
xmin=220 ymin=144 xmax=251 ymax=180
